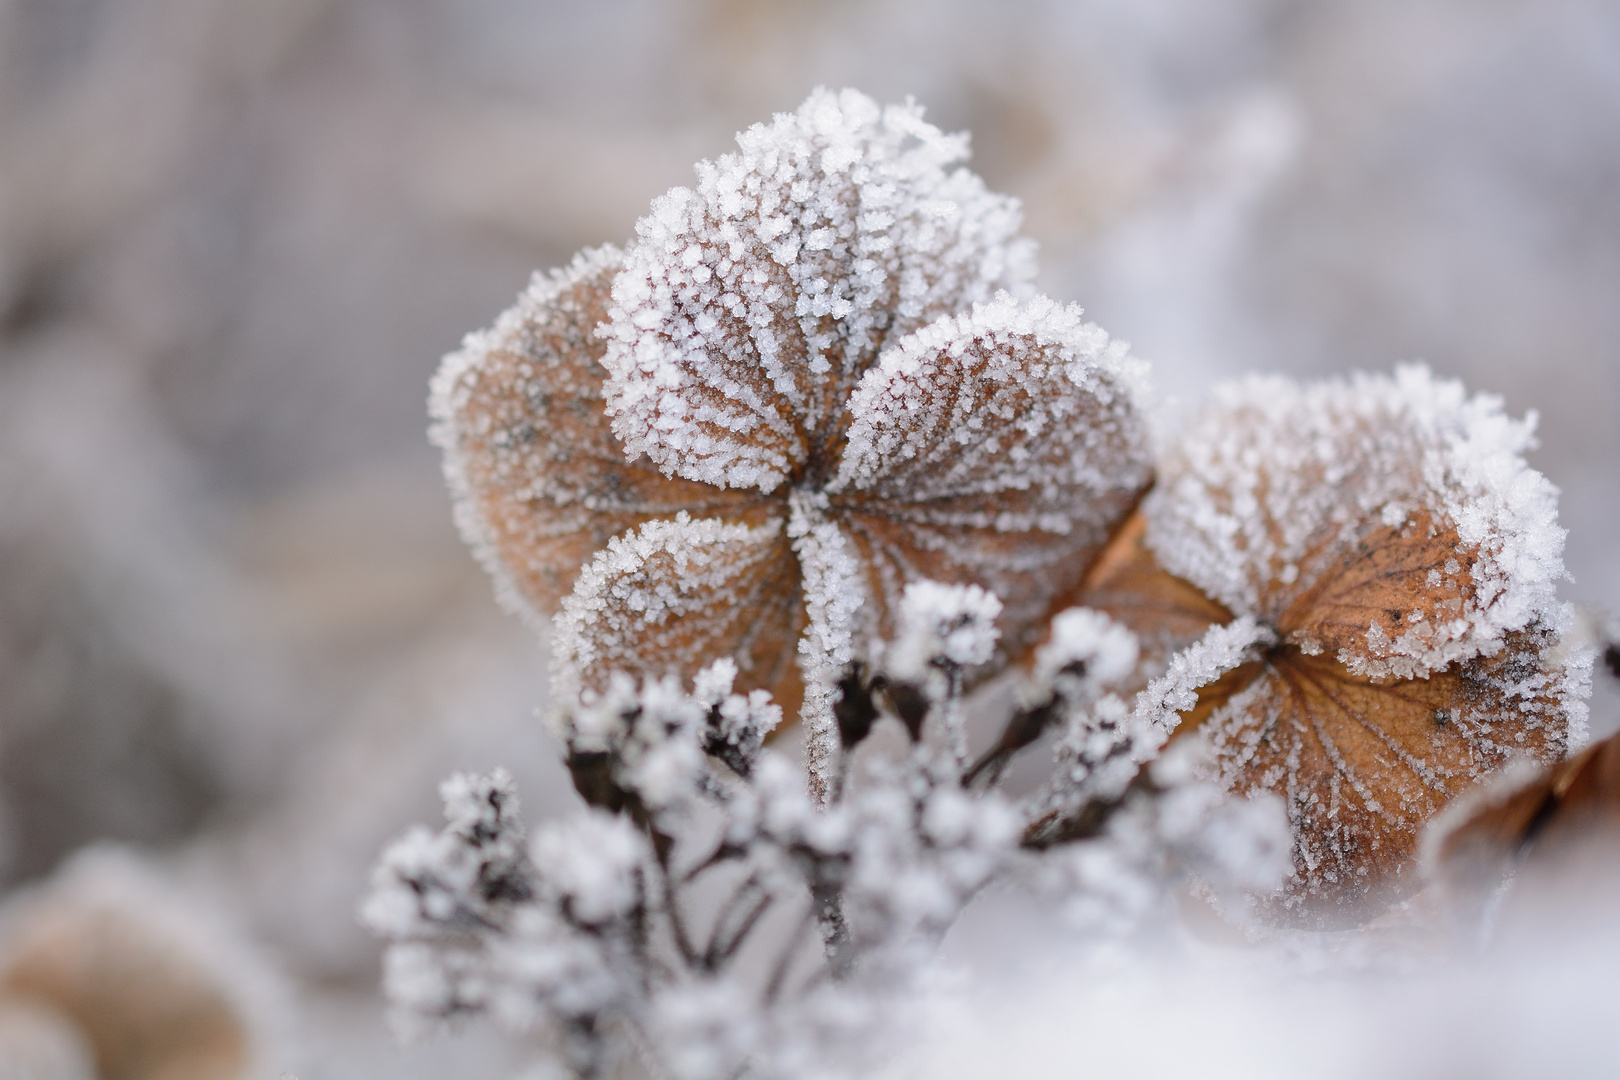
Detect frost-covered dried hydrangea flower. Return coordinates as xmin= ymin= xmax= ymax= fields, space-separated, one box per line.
xmin=1060 ymin=365 xmax=1589 ymax=922
xmin=432 ymin=89 xmax=1152 ymax=797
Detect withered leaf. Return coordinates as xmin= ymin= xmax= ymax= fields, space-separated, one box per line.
xmin=1049 ymin=509 xmax=1232 ymax=692
xmin=831 ymin=300 xmax=1152 ymax=659
xmin=1 ymin=902 xmax=249 ymax=1080
xmin=1427 ymin=728 xmax=1620 ymax=916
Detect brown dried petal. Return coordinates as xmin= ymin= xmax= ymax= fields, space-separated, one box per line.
xmin=830 ymin=296 xmax=1153 ymax=660
xmin=1 ymin=904 xmax=249 ymax=1080
xmin=1427 ymin=729 xmax=1620 ymax=918
xmin=431 ymin=246 xmax=756 ymax=620
xmin=1051 ymin=509 xmax=1232 ymax=689
xmin=601 ymin=90 xmax=1034 ymax=494
xmin=1188 ymin=623 xmax=1572 ymax=923
xmin=1273 ymin=511 xmax=1478 ymax=676
xmin=553 ymin=514 xmax=805 ymax=717
xmin=1145 ymin=369 xmax=1566 ymax=680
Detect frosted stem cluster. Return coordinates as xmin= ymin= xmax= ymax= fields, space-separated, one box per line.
xmin=364 ymin=586 xmax=1291 ymax=1078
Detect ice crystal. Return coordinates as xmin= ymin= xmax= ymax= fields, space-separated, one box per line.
xmin=601 ymin=88 xmax=1036 ymax=494
xmin=432 ymin=89 xmax=1153 ymax=800
xmin=1060 ymin=366 xmax=1589 ymax=921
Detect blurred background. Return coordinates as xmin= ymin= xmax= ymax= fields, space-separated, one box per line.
xmin=0 ymin=1 xmax=1615 ymax=1076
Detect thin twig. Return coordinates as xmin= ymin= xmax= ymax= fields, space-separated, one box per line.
xmin=714 ymin=891 xmax=774 ymax=967
xmin=702 ymin=871 xmax=763 ymax=968
xmin=764 ymin=904 xmax=817 ymax=1005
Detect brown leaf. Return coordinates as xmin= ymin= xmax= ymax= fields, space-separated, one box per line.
xmin=830 ymin=303 xmax=1153 ymax=661
xmin=1 ymin=905 xmax=248 ymax=1080
xmin=554 ymin=515 xmax=805 ymax=717
xmin=1061 ymin=513 xmax=1572 ymax=922
xmin=1060 ymin=370 xmax=1583 ymax=923
xmin=1272 ymin=510 xmax=1479 ymax=680
xmin=434 ymin=247 xmax=755 ymax=618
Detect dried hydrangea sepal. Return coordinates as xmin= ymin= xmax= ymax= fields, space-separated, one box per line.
xmin=1047 ymin=509 xmax=1234 ymax=691
xmin=1146 ymin=365 xmax=1568 ymax=680
xmin=1185 ymin=623 xmax=1574 ymax=922
xmin=1069 ymin=367 xmax=1588 ymax=922
xmin=830 ymin=293 xmax=1154 ymax=661
xmin=552 ymin=513 xmax=806 ymax=721
xmin=431 ymin=245 xmax=754 ymax=622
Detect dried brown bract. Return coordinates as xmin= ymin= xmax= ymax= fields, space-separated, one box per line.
xmin=1052 ymin=367 xmax=1589 ymax=923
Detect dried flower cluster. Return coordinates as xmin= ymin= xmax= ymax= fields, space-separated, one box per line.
xmin=373 ymin=87 xmax=1595 ymax=1077
xmin=431 ymin=88 xmax=1152 ymax=798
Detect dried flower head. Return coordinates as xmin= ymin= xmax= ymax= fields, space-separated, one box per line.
xmin=1059 ymin=366 xmax=1589 ymax=921
xmin=432 ymin=89 xmax=1153 ymax=798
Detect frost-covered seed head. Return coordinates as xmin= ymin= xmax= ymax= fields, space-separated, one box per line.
xmin=888 ymin=580 xmax=1004 ymax=683
xmin=532 ymin=810 xmax=647 ymax=926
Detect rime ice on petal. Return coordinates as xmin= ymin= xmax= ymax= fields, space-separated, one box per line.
xmin=832 ymin=293 xmax=1153 ymax=659
xmin=430 ymin=245 xmax=752 ymax=622
xmin=603 ymin=87 xmax=1036 ymax=494
xmin=1146 ymin=365 xmax=1565 ymax=679
xmin=552 ymin=513 xmax=805 ymax=713
xmin=1197 ymin=620 xmax=1580 ymax=918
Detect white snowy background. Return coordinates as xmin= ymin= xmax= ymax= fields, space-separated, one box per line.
xmin=0 ymin=1 xmax=1615 ymax=1077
